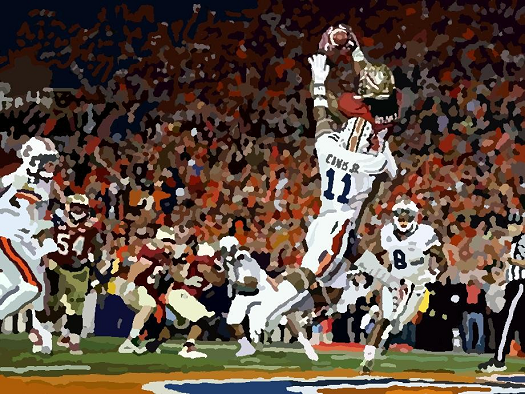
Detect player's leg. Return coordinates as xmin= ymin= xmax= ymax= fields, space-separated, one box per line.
xmin=286 ymin=313 xmax=319 ymax=361
xmin=27 ymin=262 xmax=54 ymax=354
xmin=360 ymin=317 xmax=390 ymax=374
xmin=360 ymin=284 xmax=399 ymax=373
xmin=178 ymin=318 xmax=213 ymax=359
xmin=165 ymin=287 xmax=215 ymax=357
xmin=227 ymin=295 xmax=256 ymax=356
xmin=479 ymin=281 xmax=525 ymax=372
xmin=266 ymin=213 xmax=350 ymax=333
xmin=119 ymin=286 xmax=155 ymax=354
xmin=0 ymin=237 xmax=42 ymax=320
xmin=60 ymin=267 xmax=90 ymax=355
xmin=36 ymin=267 xmax=70 ymax=348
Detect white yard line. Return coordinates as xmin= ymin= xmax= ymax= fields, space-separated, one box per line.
xmin=0 ymin=365 xmax=91 ymax=374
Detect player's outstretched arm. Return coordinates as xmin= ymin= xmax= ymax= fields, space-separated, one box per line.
xmin=308 ymin=54 xmax=336 ymax=140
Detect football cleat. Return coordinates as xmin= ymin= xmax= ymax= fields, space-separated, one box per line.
xmin=29 ymin=328 xmax=44 ymax=354
xmin=178 ymin=344 xmax=207 ymax=359
xmin=68 ymin=342 xmax=83 ymax=356
xmin=118 ymin=338 xmax=147 ymax=355
xmin=235 ymin=337 xmax=256 ymax=357
xmin=358 ymin=358 xmax=375 ymax=375
xmin=477 ymin=358 xmax=507 ymax=373
xmin=56 ymin=335 xmax=70 ymax=348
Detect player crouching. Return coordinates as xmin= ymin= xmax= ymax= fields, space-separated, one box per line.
xmin=220 ymin=236 xmax=318 ymax=360
xmin=353 ymin=199 xmax=445 ymax=373
xmin=113 ymin=226 xmax=179 ymax=354
xmin=150 ymin=241 xmax=225 ymax=358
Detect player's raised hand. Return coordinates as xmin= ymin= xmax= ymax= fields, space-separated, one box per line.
xmin=308 ymin=54 xmax=330 ymax=84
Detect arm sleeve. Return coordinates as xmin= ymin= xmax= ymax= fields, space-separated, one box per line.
xmin=310 ymin=79 xmax=337 ymax=140
xmin=316 ymin=135 xmax=389 ymax=175
xmin=0 ymin=172 xmax=14 ymax=190
xmin=425 ymin=229 xmax=441 ymax=249
xmin=515 ymin=235 xmax=525 ymax=260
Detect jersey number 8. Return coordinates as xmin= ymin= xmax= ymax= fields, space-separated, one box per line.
xmin=393 ymin=249 xmax=407 ymax=270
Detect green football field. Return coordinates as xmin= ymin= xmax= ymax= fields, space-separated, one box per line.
xmin=1 ymin=333 xmax=524 ymax=378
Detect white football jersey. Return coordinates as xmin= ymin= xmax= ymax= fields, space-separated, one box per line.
xmin=0 ymin=170 xmax=54 ymax=255
xmin=227 ymin=251 xmax=268 ymax=292
xmin=315 ymin=118 xmax=394 ymax=215
xmin=380 ymin=223 xmax=440 ymax=283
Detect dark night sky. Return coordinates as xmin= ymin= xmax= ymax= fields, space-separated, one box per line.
xmin=0 ymin=0 xmax=258 ymax=54
xmin=0 ymin=0 xmax=258 ymax=87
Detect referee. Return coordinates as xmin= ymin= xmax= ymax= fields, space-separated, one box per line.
xmin=478 ymin=213 xmax=525 ymax=373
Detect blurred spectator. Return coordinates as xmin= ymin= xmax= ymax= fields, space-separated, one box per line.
xmin=463 ymin=279 xmax=486 ymax=353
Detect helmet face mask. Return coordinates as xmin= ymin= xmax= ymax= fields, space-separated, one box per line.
xmin=67 ymin=203 xmax=89 ymax=223
xmin=392 ymin=200 xmax=419 ymax=234
xmin=393 ymin=209 xmax=416 ymax=233
xmin=66 ymin=194 xmax=90 ymax=223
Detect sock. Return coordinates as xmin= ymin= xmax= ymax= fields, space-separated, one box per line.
xmin=184 ymin=339 xmax=196 ymax=348
xmin=130 ymin=328 xmax=140 ymax=338
xmin=297 ymin=332 xmax=309 ymax=345
xmin=364 ymin=345 xmax=377 ymax=362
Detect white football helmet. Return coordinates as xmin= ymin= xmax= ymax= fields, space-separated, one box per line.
xmin=219 ymin=236 xmax=240 ymax=264
xmin=219 ymin=236 xmax=239 ymax=252
xmin=19 ymin=137 xmax=59 ymax=180
xmin=392 ymin=200 xmax=419 ymax=233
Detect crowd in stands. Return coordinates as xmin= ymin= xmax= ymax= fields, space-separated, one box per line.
xmin=0 ymin=0 xmax=524 ymax=350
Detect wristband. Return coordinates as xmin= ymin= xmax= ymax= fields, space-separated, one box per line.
xmin=313 ymin=84 xmax=326 ymax=96
xmin=352 ymin=46 xmax=365 ymax=62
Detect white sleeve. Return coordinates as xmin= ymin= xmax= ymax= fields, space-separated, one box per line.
xmin=316 ymin=135 xmax=389 ymax=175
xmin=382 ymin=141 xmax=398 ymax=179
xmin=0 ymin=172 xmax=15 ymax=189
xmin=423 ymin=227 xmax=441 ymax=250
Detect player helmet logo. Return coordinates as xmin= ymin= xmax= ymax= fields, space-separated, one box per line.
xmin=355 ymin=63 xmax=396 ymax=101
xmin=19 ymin=137 xmax=59 ymax=180
xmin=392 ymin=200 xmax=419 ymax=233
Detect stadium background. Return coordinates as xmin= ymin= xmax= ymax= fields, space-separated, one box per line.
xmin=0 ymin=0 xmax=523 ymax=353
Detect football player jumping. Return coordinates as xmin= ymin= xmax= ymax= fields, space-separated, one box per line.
xmin=0 ymin=137 xmax=59 ymax=330
xmin=353 ymin=200 xmax=446 ymax=373
xmin=264 ymin=41 xmax=399 ymax=332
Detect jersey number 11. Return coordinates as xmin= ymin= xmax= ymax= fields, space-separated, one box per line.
xmin=324 ymin=169 xmax=352 ymax=204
